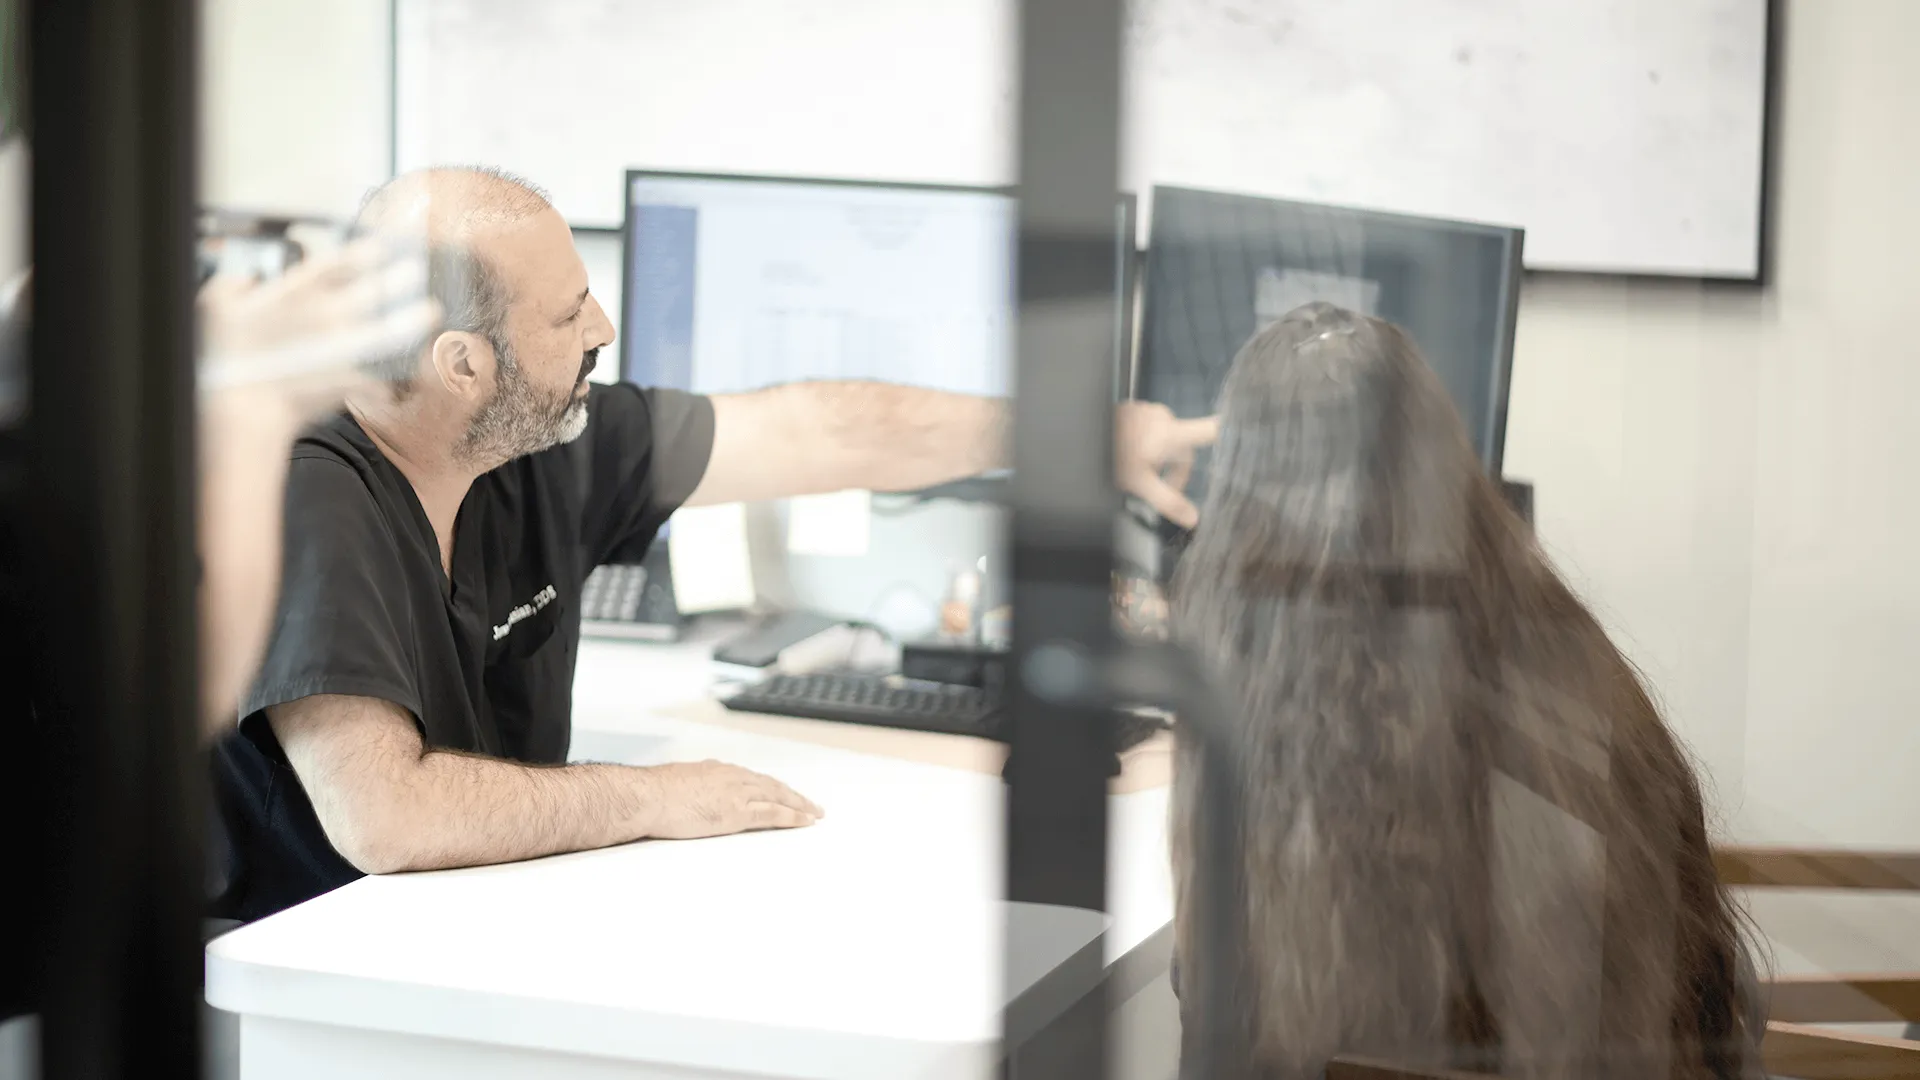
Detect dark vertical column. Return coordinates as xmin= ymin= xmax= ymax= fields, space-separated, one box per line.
xmin=1003 ymin=0 xmax=1124 ymax=1077
xmin=1005 ymin=0 xmax=1125 ymax=914
xmin=28 ymin=0 xmax=202 ymax=1075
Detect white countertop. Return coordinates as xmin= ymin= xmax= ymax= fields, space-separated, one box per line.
xmin=206 ymin=636 xmax=1175 ymax=1080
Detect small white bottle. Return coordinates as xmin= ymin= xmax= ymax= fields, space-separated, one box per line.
xmin=939 ymin=560 xmax=983 ymax=644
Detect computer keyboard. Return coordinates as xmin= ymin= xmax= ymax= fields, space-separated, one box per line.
xmin=725 ymin=673 xmax=999 ymax=737
xmin=720 ymin=672 xmax=1167 ymax=751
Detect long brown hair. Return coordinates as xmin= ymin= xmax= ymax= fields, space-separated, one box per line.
xmin=1169 ymin=302 xmax=1761 ymax=1079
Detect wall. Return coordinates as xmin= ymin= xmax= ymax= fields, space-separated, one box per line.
xmin=1499 ymin=0 xmax=1920 ymax=984
xmin=200 ymin=0 xmax=390 ymax=216
xmin=1740 ymin=0 xmax=1920 ymax=850
xmin=1504 ymin=272 xmax=1766 ymax=832
xmin=1504 ymin=0 xmax=1920 ymax=854
xmin=7 ymin=0 xmax=389 ymax=264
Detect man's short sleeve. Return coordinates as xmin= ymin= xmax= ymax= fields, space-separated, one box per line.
xmin=579 ymin=383 xmax=716 ymax=563
xmin=239 ymin=453 xmax=422 ymax=728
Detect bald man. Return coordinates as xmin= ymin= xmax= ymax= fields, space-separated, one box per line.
xmin=210 ymin=167 xmax=1217 ymax=921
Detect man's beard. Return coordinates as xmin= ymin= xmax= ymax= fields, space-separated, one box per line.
xmin=456 ymin=342 xmax=591 ymax=468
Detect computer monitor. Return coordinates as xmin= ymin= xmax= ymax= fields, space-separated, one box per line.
xmin=1136 ymin=185 xmax=1524 ymax=490
xmin=621 ymin=171 xmax=1139 ymax=501
xmin=622 ymin=171 xmax=1017 ymax=400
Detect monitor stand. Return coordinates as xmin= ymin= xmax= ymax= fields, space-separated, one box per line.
xmin=1500 ymin=478 xmax=1535 ymax=528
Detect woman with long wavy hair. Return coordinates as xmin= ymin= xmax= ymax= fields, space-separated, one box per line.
xmin=1168 ymin=302 xmax=1761 ymax=1079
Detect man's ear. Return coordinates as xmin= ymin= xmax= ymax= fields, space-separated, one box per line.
xmin=429 ymin=329 xmax=493 ymax=399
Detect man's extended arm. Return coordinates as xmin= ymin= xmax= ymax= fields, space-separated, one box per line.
xmin=684 ymin=381 xmax=1218 ymax=526
xmin=688 ymin=382 xmax=1005 ymax=506
xmin=270 ymin=694 xmax=821 ymax=874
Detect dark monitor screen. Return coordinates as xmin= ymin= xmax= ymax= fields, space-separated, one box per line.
xmin=1136 ymin=185 xmax=1523 ymax=485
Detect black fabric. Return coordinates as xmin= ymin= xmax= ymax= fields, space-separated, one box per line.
xmin=1 ymin=302 xmax=33 ymax=1021
xmin=209 ymin=383 xmax=713 ymax=922
xmin=0 ymin=444 xmax=35 ymax=1024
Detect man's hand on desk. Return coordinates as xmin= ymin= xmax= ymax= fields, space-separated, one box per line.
xmin=638 ymin=760 xmax=825 ymax=840
xmin=269 ymin=694 xmax=821 ymax=876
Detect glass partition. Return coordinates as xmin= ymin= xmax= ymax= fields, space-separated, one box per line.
xmin=10 ymin=2 xmax=1920 ymax=1079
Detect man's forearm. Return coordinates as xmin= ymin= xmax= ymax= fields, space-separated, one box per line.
xmin=699 ymin=381 xmax=1009 ymax=505
xmin=693 ymin=381 xmax=1218 ymax=523
xmin=272 ymin=694 xmax=819 ymax=875
xmin=353 ymin=751 xmax=659 ymax=874
xmin=271 ymin=695 xmax=659 ymax=874
xmin=794 ymin=381 xmax=1009 ymax=493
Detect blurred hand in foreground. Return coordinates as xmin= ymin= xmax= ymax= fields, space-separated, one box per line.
xmin=197 ymin=239 xmax=439 ymax=734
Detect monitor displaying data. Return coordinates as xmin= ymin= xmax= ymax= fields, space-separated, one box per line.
xmin=622 ymin=172 xmax=1017 ymax=400
xmin=1138 ymin=185 xmax=1524 ymax=482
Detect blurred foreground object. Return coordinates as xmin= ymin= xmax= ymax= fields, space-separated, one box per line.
xmin=195 ymin=241 xmax=438 ymax=730
xmin=198 ymin=234 xmax=434 ymax=395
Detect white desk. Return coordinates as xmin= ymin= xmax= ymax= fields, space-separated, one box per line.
xmin=206 ymin=638 xmax=1177 ymax=1080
